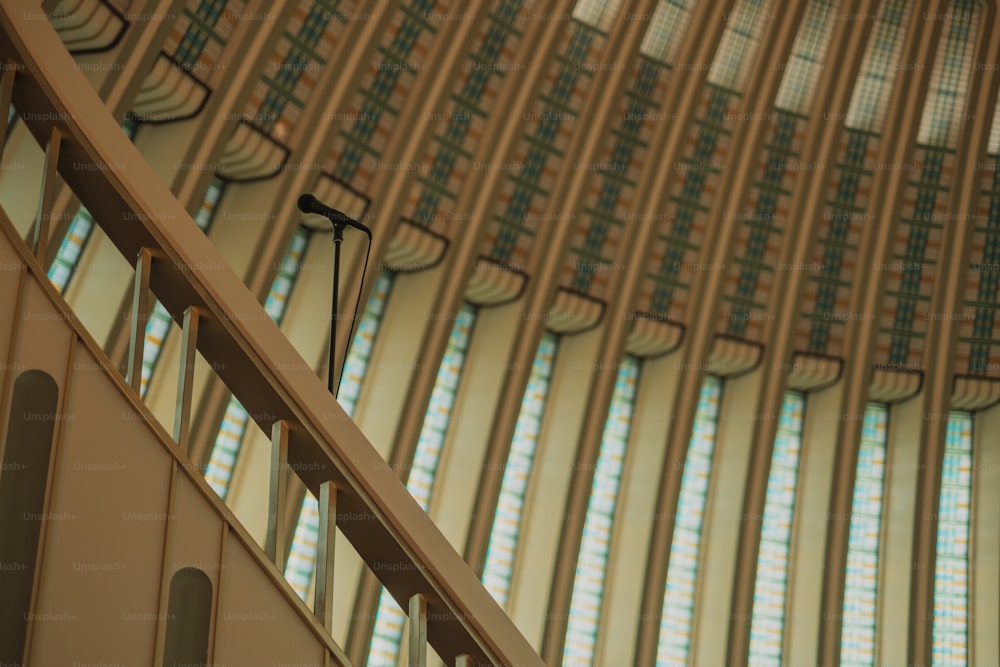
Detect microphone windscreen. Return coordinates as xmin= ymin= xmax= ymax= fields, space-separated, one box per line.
xmin=297 ymin=193 xmax=317 ymax=213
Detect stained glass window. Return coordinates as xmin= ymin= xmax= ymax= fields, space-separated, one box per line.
xmin=844 ymin=0 xmax=912 ymax=132
xmin=917 ymin=1 xmax=980 ymax=149
xmin=639 ymin=0 xmax=697 ymax=65
xmin=482 ymin=332 xmax=559 ymax=608
xmin=572 ymin=0 xmax=624 ymax=32
xmin=747 ymin=391 xmax=806 ymax=667
xmin=840 ymin=403 xmax=889 ymax=667
xmin=707 ymin=0 xmax=774 ymax=93
xmin=774 ymin=0 xmax=839 ymax=114
xmin=656 ymin=375 xmax=723 ymax=666
xmin=563 ymin=357 xmax=641 ymax=666
xmin=931 ymin=412 xmax=973 ymax=666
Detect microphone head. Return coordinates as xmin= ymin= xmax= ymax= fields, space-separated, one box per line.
xmin=297 ymin=193 xmax=318 ymax=214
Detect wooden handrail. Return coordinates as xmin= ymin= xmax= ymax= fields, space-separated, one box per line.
xmin=0 ymin=3 xmax=544 ymax=666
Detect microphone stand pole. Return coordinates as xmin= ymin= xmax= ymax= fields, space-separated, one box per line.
xmin=328 ymin=222 xmax=345 ymax=397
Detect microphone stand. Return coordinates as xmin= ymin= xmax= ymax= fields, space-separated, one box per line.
xmin=328 ymin=221 xmax=345 ymax=398
xmin=300 ymin=193 xmax=371 ymax=399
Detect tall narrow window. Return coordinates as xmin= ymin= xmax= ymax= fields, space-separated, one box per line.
xmin=844 ymin=0 xmax=912 ymax=132
xmin=284 ymin=271 xmax=395 ymax=600
xmin=639 ymin=0 xmax=697 ymax=64
xmin=840 ymin=403 xmax=889 ymax=667
xmin=368 ymin=304 xmax=478 ymax=667
xmin=140 ymin=177 xmax=226 ymax=397
xmin=47 ymin=120 xmax=139 ymax=293
xmin=917 ymin=0 xmax=980 ymax=149
xmin=482 ymin=332 xmax=559 ymax=607
xmin=747 ymin=391 xmax=806 ymax=667
xmin=932 ymin=412 xmax=973 ymax=666
xmin=656 ymin=375 xmax=723 ymax=666
xmin=773 ymin=0 xmax=839 ymax=114
xmin=707 ymin=0 xmax=775 ymax=93
xmin=563 ymin=357 xmax=641 ymax=666
xmin=203 ymin=227 xmax=310 ymax=498
xmin=572 ymin=0 xmax=624 ymax=32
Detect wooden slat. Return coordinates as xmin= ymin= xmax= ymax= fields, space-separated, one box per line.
xmin=0 ymin=58 xmax=16 ymax=157
xmin=125 ymin=247 xmax=153 ymax=391
xmin=173 ymin=306 xmax=200 ymax=452
xmin=266 ymin=420 xmax=291 ymax=571
xmin=314 ymin=480 xmax=337 ymax=631
xmin=409 ymin=594 xmax=428 ymax=667
xmin=31 ymin=126 xmax=62 ymax=261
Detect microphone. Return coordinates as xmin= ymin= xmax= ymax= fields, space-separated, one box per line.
xmin=297 ymin=194 xmax=371 ymax=237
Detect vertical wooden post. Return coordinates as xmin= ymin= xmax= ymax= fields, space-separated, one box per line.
xmin=409 ymin=594 xmax=427 ymax=667
xmin=266 ymin=420 xmax=290 ymax=571
xmin=173 ymin=306 xmax=199 ymax=452
xmin=0 ymin=59 xmax=16 ymax=158
xmin=125 ymin=248 xmax=153 ymax=391
xmin=31 ymin=126 xmax=62 ymax=262
xmin=314 ymin=480 xmax=337 ymax=631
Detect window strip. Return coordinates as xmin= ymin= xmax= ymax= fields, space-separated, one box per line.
xmin=916 ymin=0 xmax=980 ymax=149
xmin=839 ymin=403 xmax=889 ymax=667
xmin=482 ymin=332 xmax=559 ymax=608
xmin=563 ymin=356 xmax=642 ymax=666
xmin=656 ymin=375 xmax=723 ymax=666
xmin=747 ymin=391 xmax=806 ymax=667
xmin=845 ymin=0 xmax=913 ymax=132
xmin=931 ymin=412 xmax=973 ymax=666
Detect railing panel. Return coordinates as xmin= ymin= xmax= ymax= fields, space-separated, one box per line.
xmin=0 ymin=210 xmax=351 ymax=665
xmin=216 ymin=529 xmax=329 ymax=667
xmin=0 ymin=3 xmax=545 ymax=665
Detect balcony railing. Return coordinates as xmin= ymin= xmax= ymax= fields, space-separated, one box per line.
xmin=0 ymin=3 xmax=544 ymax=666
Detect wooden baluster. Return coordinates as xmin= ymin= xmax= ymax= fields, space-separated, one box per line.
xmin=0 ymin=59 xmax=16 ymax=158
xmin=266 ymin=420 xmax=290 ymax=571
xmin=314 ymin=480 xmax=337 ymax=631
xmin=173 ymin=306 xmax=199 ymax=453
xmin=31 ymin=126 xmax=62 ymax=262
xmin=125 ymin=247 xmax=154 ymax=391
xmin=409 ymin=594 xmax=427 ymax=667
xmin=455 ymin=654 xmax=472 ymax=667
